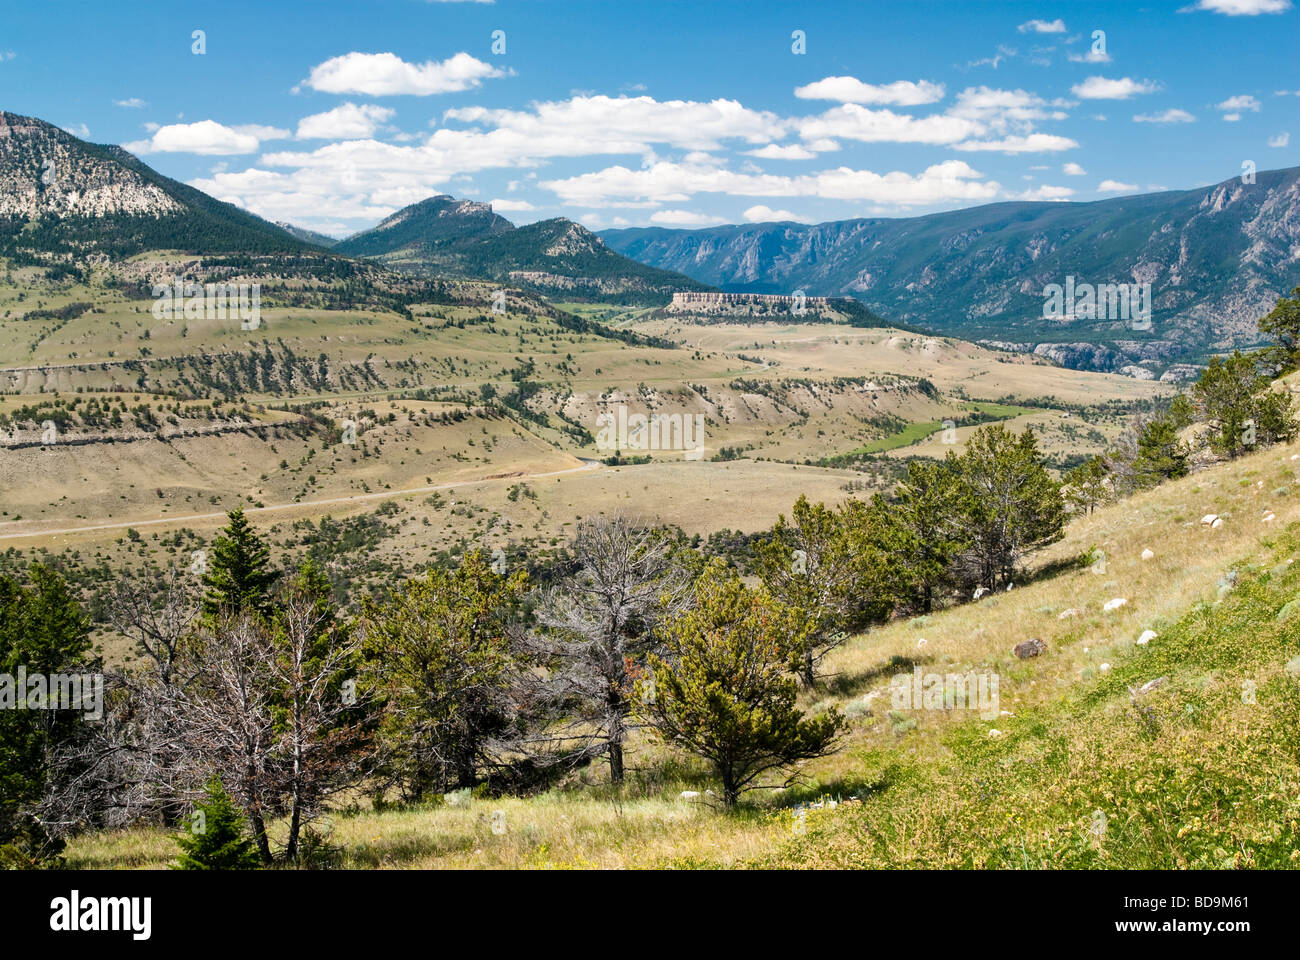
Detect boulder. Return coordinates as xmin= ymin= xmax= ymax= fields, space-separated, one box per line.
xmin=1013 ymin=638 xmax=1047 ymax=659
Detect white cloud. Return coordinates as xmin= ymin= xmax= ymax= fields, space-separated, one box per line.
xmin=1071 ymin=76 xmax=1160 ymax=99
xmin=303 ymin=51 xmax=503 ymax=96
xmin=952 ymin=133 xmax=1078 ymax=153
xmin=745 ymin=143 xmax=817 ymax=160
xmin=793 ymin=76 xmax=945 ymax=105
xmin=649 ymin=209 xmax=728 ymax=226
xmin=542 ymin=158 xmax=1000 ymax=208
xmin=125 ymin=119 xmax=288 ymax=155
xmin=62 ymin=123 xmax=90 ymax=139
xmin=1097 ymin=179 xmax=1140 ymax=193
xmin=742 ymin=205 xmax=811 ymax=223
xmin=1062 ymin=162 xmax=1087 ymax=175
xmin=1216 ymin=94 xmax=1262 ymax=114
xmin=488 ymin=198 xmax=535 ymax=211
xmin=113 ymin=98 xmax=146 ymax=109
xmin=1223 ymin=113 xmax=1242 ymax=122
xmin=1182 ymin=0 xmax=1291 ymax=14
xmin=946 ymin=87 xmax=1069 ymax=136
xmin=1268 ymin=132 xmax=1291 ymax=147
xmin=1018 ymin=18 xmax=1067 ymax=33
xmin=1017 ymin=184 xmax=1075 ymax=200
xmin=797 ymin=103 xmax=982 ymax=145
xmin=1133 ymin=109 xmax=1196 ymax=123
xmin=296 ymin=103 xmax=396 ymax=139
xmin=446 ymin=94 xmax=787 ymax=152
xmin=1068 ymin=48 xmax=1112 ymax=64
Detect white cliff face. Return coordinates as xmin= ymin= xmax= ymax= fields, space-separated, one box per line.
xmin=0 ymin=112 xmax=184 ymax=218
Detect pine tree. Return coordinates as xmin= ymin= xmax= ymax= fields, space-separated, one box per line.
xmin=201 ymin=507 xmax=279 ymax=619
xmin=172 ymin=777 xmax=261 ymax=870
xmin=955 ymin=425 xmax=1065 ymax=590
xmin=637 ymin=560 xmax=847 ymax=807
xmin=1131 ymin=416 xmax=1189 ymax=486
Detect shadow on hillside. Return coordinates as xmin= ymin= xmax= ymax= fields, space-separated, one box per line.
xmin=824 ymin=653 xmax=930 ymax=698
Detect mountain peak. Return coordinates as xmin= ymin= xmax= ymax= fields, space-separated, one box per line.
xmin=0 ymin=111 xmax=183 ymax=219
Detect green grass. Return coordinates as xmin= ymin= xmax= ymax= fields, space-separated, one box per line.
xmin=757 ymin=532 xmax=1300 ymax=868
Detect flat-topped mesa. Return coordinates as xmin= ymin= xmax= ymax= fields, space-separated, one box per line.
xmin=668 ymin=291 xmax=834 ymax=310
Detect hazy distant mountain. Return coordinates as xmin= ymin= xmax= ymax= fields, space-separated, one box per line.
xmin=335 ymin=195 xmax=711 ymax=304
xmin=602 ymin=169 xmax=1300 ymax=374
xmin=274 ymin=221 xmax=339 ymax=248
xmin=0 ymin=111 xmax=310 ymax=258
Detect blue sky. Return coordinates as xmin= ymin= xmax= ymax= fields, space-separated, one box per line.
xmin=2 ymin=0 xmax=1297 ymax=237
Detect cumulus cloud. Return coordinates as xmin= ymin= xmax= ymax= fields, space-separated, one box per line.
xmin=1216 ymin=95 xmax=1262 ymax=118
xmin=1097 ymin=179 xmax=1140 ymax=193
xmin=1181 ymin=0 xmax=1291 ymax=14
xmin=113 ymin=98 xmax=146 ymax=108
xmin=303 ymin=51 xmax=503 ymax=96
xmin=1133 ymin=108 xmax=1196 ymax=123
xmin=1018 ymin=18 xmax=1067 ymax=33
xmin=742 ymin=204 xmax=811 ymax=222
xmin=745 ymin=143 xmax=818 ymax=160
xmin=124 ymin=120 xmax=289 ymax=155
xmin=793 ymin=76 xmax=945 ymax=105
xmin=541 ymin=158 xmax=1000 ymax=208
xmin=797 ymin=103 xmax=982 ymax=145
xmin=952 ymin=133 xmax=1078 ymax=153
xmin=1268 ymin=132 xmax=1290 ymax=147
xmin=444 ymin=94 xmax=787 ymax=152
xmin=488 ymin=198 xmax=535 ymax=211
xmin=1071 ymin=76 xmax=1160 ymax=99
xmin=1062 ymin=162 xmax=1087 ymax=175
xmin=648 ymin=209 xmax=728 ymax=226
xmin=1017 ymin=184 xmax=1074 ymax=200
xmin=296 ymin=103 xmax=396 ymax=139
xmin=947 ymin=86 xmax=1068 ymax=133
xmin=1068 ymin=48 xmax=1112 ymax=64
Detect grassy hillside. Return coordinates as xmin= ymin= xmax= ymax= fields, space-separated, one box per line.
xmin=62 ymin=418 xmax=1300 ymax=869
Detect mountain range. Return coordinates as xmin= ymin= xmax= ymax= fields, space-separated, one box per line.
xmin=332 ymin=195 xmax=708 ymax=304
xmin=601 ymin=169 xmax=1300 ymax=375
xmin=0 ymin=111 xmax=311 ymax=259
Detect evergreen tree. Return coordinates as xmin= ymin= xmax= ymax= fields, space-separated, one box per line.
xmin=1132 ymin=416 xmax=1189 ymax=487
xmin=1062 ymin=456 xmax=1111 ymax=515
xmin=1193 ymin=351 xmax=1297 ymax=458
xmin=0 ymin=565 xmax=95 ymax=863
xmin=755 ymin=496 xmax=899 ymax=685
xmin=954 ymin=426 xmax=1065 ymax=590
xmin=172 ymin=777 xmax=261 ymax=870
xmin=637 ymin=560 xmax=847 ymax=807
xmin=1257 ymin=285 xmax=1300 ymax=374
xmin=882 ymin=460 xmax=970 ymax=611
xmin=201 ymin=507 xmax=279 ymax=618
xmin=361 ymin=551 xmax=527 ymax=798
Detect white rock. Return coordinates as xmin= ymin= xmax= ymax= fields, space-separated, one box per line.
xmin=1103 ymin=597 xmax=1128 ymax=612
xmin=1141 ymin=548 xmax=1155 ymax=561
xmin=973 ymin=586 xmax=988 ymax=600
xmin=987 ymin=729 xmax=1002 ymax=738
xmin=1137 ymin=629 xmax=1157 ymax=645
xmin=1201 ymin=514 xmax=1219 ymax=525
xmin=1263 ymin=512 xmax=1276 ymax=524
xmin=679 ymin=791 xmax=700 ymax=801
xmin=1212 ymin=517 xmax=1224 ymax=529
xmin=1099 ymin=663 xmax=1112 ymax=673
xmin=917 ymin=637 xmax=928 ymax=648
xmin=1058 ymin=607 xmax=1081 ymax=619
